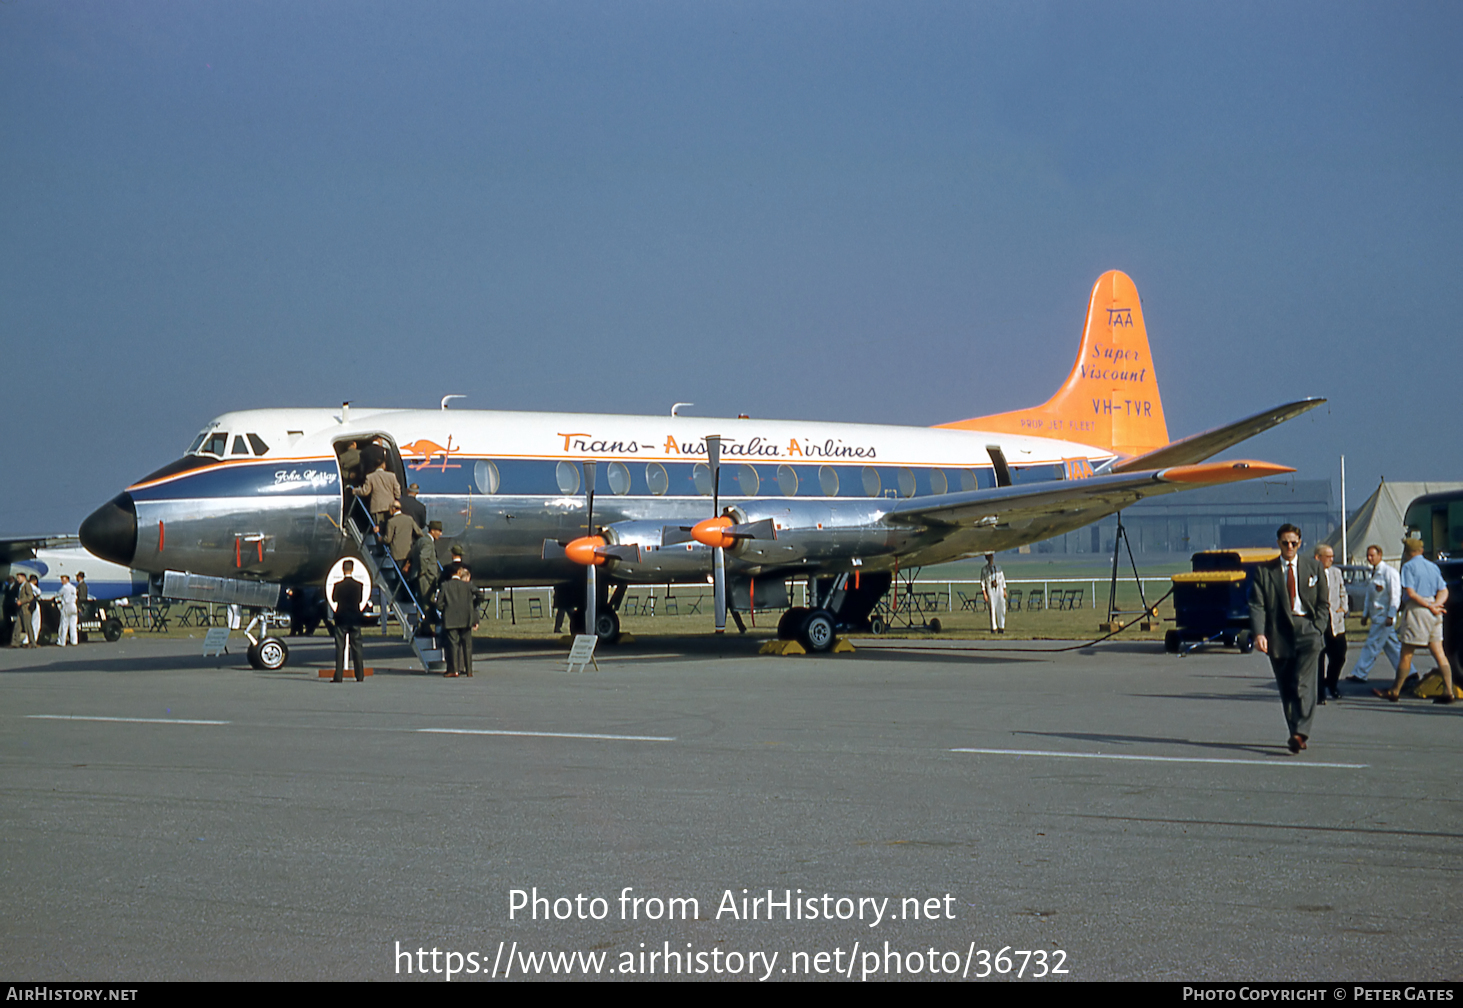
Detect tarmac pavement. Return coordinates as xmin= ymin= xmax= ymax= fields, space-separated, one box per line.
xmin=0 ymin=633 xmax=1458 ymax=981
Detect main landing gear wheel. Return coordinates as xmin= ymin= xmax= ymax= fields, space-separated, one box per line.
xmin=571 ymin=609 xmax=621 ymax=644
xmin=248 ymin=636 xmax=290 ymax=670
xmin=798 ymin=609 xmax=837 ymax=653
xmin=778 ymin=607 xmax=809 ymax=641
xmin=593 ymin=610 xmax=621 ymax=644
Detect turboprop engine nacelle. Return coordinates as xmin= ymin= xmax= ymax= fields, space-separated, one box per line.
xmin=602 ymin=501 xmax=929 ymax=582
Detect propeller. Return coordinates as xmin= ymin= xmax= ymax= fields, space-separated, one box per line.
xmin=660 ymin=435 xmax=776 ymax=633
xmin=540 ymin=460 xmax=640 ymax=637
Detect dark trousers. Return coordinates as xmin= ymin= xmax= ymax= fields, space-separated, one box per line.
xmin=445 ymin=627 xmax=472 ymax=676
xmin=1270 ymin=623 xmax=1322 ymax=738
xmin=416 ymin=578 xmax=439 ymax=634
xmin=334 ymin=623 xmax=365 ymax=681
xmin=1318 ymin=627 xmax=1348 ymax=692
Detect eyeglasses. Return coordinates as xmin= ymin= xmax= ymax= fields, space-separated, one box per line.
xmin=1280 ymin=539 xmax=1301 ymax=547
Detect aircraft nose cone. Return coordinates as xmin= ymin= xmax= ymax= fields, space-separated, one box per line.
xmin=80 ymin=492 xmax=137 ymax=567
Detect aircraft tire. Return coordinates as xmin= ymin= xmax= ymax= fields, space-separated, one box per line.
xmin=798 ymin=609 xmax=837 ymax=653
xmin=102 ymin=619 xmax=123 ymax=643
xmin=250 ymin=636 xmax=290 ymax=670
xmin=593 ymin=610 xmax=621 ymax=645
xmin=778 ymin=607 xmax=809 ymax=640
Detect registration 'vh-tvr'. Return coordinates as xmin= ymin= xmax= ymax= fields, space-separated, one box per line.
xmin=79 ymin=271 xmax=1320 ymax=665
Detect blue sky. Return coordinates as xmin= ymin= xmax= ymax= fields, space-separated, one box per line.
xmin=3 ymin=1 xmax=1459 ymax=531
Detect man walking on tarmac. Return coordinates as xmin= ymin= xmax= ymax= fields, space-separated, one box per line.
xmin=1349 ymin=544 xmax=1402 ymax=684
xmin=980 ymin=553 xmax=1007 ymax=633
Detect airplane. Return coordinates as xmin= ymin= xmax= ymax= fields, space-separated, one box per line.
xmin=1 ymin=537 xmax=149 ymax=601
xmin=1 ymin=537 xmax=150 ymax=642
xmin=78 ymin=271 xmax=1322 ymax=667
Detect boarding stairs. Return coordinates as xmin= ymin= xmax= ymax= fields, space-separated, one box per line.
xmin=343 ymin=497 xmax=446 ymax=673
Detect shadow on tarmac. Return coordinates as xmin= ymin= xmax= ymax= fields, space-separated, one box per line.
xmin=1016 ymin=729 xmax=1283 ymax=759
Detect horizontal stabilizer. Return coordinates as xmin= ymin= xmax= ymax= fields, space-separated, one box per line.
xmin=1109 ymin=399 xmax=1324 ymax=473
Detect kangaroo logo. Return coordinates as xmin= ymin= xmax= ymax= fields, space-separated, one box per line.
xmin=401 ymin=435 xmax=462 ymax=471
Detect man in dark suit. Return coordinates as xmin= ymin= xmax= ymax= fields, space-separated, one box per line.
xmin=435 ymin=567 xmax=479 ymax=678
xmin=331 ymin=560 xmax=369 ymax=682
xmin=1249 ymin=524 xmax=1330 ymax=753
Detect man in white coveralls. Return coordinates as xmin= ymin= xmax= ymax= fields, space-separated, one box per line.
xmin=980 ymin=553 xmax=1007 ymax=633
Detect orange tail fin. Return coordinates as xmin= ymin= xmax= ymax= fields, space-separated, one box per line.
xmin=935 ymin=270 xmax=1170 ymax=458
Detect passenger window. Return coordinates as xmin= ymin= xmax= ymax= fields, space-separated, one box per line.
xmin=475 ymin=460 xmax=501 ymax=494
xmin=247 ymin=434 xmax=270 ymax=456
xmin=861 ymin=467 xmax=881 ymax=497
xmin=646 ymin=463 xmax=669 ymax=496
xmin=897 ymin=468 xmax=916 ymax=498
xmin=607 ymin=462 xmax=632 ymax=496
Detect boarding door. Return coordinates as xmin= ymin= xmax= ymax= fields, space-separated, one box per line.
xmin=332 ymin=433 xmax=409 ymax=533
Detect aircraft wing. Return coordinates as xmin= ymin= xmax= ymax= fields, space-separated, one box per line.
xmin=882 ymin=461 xmax=1294 ymax=529
xmin=0 ymin=535 xmax=80 ymax=564
xmin=1108 ymin=399 xmax=1324 ymax=473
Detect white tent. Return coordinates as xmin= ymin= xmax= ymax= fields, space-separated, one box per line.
xmin=1324 ymin=480 xmax=1463 ymax=564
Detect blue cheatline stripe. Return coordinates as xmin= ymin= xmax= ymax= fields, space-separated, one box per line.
xmin=130 ymin=455 xmax=1038 ymax=500
xmin=950 ymin=747 xmax=1367 ymax=769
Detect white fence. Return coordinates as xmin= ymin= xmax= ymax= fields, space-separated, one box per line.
xmin=486 ymin=577 xmax=1173 ymax=618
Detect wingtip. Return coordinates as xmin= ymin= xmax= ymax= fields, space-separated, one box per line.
xmin=1159 ymin=460 xmax=1297 ymax=484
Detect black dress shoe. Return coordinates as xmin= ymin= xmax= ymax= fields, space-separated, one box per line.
xmin=1329 ymin=687 xmax=1342 ymax=700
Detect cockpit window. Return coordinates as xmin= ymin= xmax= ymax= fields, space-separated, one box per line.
xmin=188 ymin=433 xmax=207 ymax=454
xmin=199 ymin=433 xmax=228 ymax=457
xmin=231 ymin=436 xmax=251 ymax=456
xmin=247 ymin=433 xmax=270 ymax=456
